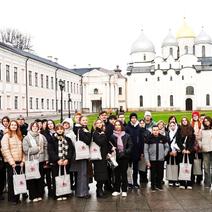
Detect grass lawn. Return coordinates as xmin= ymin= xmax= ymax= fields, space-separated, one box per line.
xmin=86 ymin=111 xmax=212 ymax=129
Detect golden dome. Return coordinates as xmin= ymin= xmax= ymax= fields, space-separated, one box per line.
xmin=176 ymin=18 xmax=195 ymax=38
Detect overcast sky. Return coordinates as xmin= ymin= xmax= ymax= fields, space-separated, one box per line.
xmin=0 ymin=0 xmax=211 ymax=71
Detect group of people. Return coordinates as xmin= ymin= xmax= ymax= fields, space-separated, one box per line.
xmin=0 ymin=110 xmax=211 ymax=204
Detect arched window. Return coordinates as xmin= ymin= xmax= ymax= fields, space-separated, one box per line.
xmin=170 ymin=95 xmax=174 ymax=106
xmin=140 ymin=95 xmax=143 ymax=107
xmin=144 ymin=54 xmax=146 ymax=61
xmin=206 ymin=94 xmax=210 ymax=106
xmin=145 ymin=78 xmax=148 ymax=82
xmin=184 ymin=46 xmax=188 ymax=54
xmin=157 ymin=64 xmax=160 ymax=69
xmin=170 ymin=48 xmax=173 ymax=56
xmin=202 ymin=45 xmax=206 ymax=57
xmin=170 ymin=76 xmax=173 ymax=81
xmin=169 ymin=64 xmax=172 ymax=69
xmin=157 ymin=95 xmax=161 ymax=107
xmin=186 ymin=86 xmax=194 ymax=95
xmin=193 ymin=45 xmax=195 ymax=55
xmin=157 ymin=77 xmax=160 ymax=81
xmin=94 ymin=88 xmax=98 ymax=94
xmin=182 ymin=75 xmax=184 ymax=80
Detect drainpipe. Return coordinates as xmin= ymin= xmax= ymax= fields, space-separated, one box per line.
xmin=25 ymin=57 xmax=30 ymax=117
xmin=55 ymin=68 xmax=59 ymax=113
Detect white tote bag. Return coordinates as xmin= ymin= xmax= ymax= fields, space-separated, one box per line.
xmin=193 ymin=153 xmax=202 ymax=175
xmin=178 ymin=154 xmax=192 ymax=181
xmin=166 ymin=157 xmax=178 ymax=181
xmin=25 ymin=152 xmax=41 ymax=180
xmin=55 ymin=166 xmax=71 ymax=197
xmin=89 ymin=141 xmax=102 ymax=160
xmin=13 ymin=169 xmax=27 ymax=195
xmin=75 ymin=130 xmax=90 ymax=160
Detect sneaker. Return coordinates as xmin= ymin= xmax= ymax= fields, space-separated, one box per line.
xmin=57 ymin=197 xmax=63 ymax=201
xmin=133 ymin=184 xmax=140 ymax=189
xmin=156 ymin=185 xmax=163 ymax=191
xmin=37 ymin=197 xmax=42 ymax=201
xmin=33 ymin=198 xmax=38 ymax=202
xmin=112 ymin=192 xmax=120 ymax=196
xmin=187 ymin=186 xmax=192 ymax=190
xmin=175 ymin=182 xmax=180 ymax=187
xmin=128 ymin=184 xmax=133 ymax=189
xmin=62 ymin=197 xmax=67 ymax=200
xmin=179 ymin=186 xmax=185 ymax=189
xmin=151 ymin=186 xmax=156 ymax=192
xmin=122 ymin=192 xmax=127 ymax=197
xmin=168 ymin=183 xmax=173 ymax=187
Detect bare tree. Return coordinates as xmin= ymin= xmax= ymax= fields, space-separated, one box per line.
xmin=0 ymin=28 xmax=33 ymax=51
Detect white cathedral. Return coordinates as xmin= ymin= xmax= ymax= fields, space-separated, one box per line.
xmin=81 ymin=19 xmax=212 ymax=112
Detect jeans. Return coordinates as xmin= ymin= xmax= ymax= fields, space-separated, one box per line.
xmin=202 ymin=152 xmax=212 ymax=186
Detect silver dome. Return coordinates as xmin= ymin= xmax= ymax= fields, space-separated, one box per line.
xmin=131 ymin=30 xmax=155 ymax=54
xmin=162 ymin=30 xmax=178 ymax=47
xmin=195 ymin=28 xmax=212 ymax=45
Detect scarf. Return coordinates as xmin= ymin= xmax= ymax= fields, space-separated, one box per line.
xmin=169 ymin=125 xmax=178 ymax=151
xmin=113 ymin=130 xmax=125 ymax=152
xmin=55 ymin=133 xmax=69 ymax=159
xmin=64 ymin=129 xmax=76 ymax=145
xmin=28 ymin=131 xmax=39 ymax=147
xmin=130 ymin=121 xmax=139 ymax=127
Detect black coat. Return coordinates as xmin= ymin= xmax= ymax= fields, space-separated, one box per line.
xmin=48 ymin=135 xmax=74 ymax=164
xmin=92 ymin=129 xmax=109 ymax=181
xmin=126 ymin=122 xmax=144 ymax=161
xmin=110 ymin=132 xmax=133 ymax=160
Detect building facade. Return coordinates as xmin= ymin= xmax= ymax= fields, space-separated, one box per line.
xmin=127 ymin=19 xmax=212 ymax=111
xmin=0 ymin=42 xmax=82 ymax=118
xmin=76 ymin=67 xmax=127 ymax=113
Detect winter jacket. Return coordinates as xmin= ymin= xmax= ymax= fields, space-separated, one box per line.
xmin=23 ymin=131 xmax=48 ymax=162
xmin=125 ymin=122 xmax=144 ymax=161
xmin=1 ymin=133 xmax=24 ymax=165
xmin=110 ymin=132 xmax=133 ymax=160
xmin=144 ymin=134 xmax=169 ymax=162
xmin=48 ymin=135 xmax=74 ymax=164
xmin=199 ymin=129 xmax=212 ymax=152
xmin=92 ymin=129 xmax=109 ymax=181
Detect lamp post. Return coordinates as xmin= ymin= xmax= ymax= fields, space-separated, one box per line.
xmin=59 ymin=79 xmax=65 ymax=123
xmin=68 ymin=93 xmax=72 ymax=118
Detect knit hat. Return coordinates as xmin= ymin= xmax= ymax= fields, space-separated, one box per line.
xmin=62 ymin=118 xmax=74 ymax=129
xmin=129 ymin=112 xmax=138 ymax=120
xmin=144 ymin=111 xmax=152 ymax=117
xmin=192 ymin=111 xmax=200 ymax=117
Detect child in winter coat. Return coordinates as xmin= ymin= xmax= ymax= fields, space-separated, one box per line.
xmin=144 ymin=125 xmax=169 ymax=191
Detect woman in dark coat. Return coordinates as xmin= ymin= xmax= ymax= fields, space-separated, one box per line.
xmin=48 ymin=124 xmax=74 ymax=200
xmin=71 ymin=116 xmax=91 ymax=199
xmin=177 ymin=117 xmax=195 ymax=189
xmin=110 ymin=120 xmax=133 ymax=197
xmin=92 ymin=119 xmax=109 ymax=198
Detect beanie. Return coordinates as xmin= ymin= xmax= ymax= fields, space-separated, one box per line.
xmin=144 ymin=111 xmax=152 ymax=117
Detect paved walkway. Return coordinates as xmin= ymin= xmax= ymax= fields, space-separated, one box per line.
xmin=1 ymin=183 xmax=212 ymax=212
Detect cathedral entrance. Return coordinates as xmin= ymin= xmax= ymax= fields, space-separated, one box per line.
xmin=92 ymin=100 xmax=102 ymax=113
xmin=185 ymin=98 xmax=192 ymax=111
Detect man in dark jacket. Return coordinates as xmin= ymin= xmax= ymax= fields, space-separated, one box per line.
xmin=126 ymin=112 xmax=144 ymax=188
xmin=17 ymin=115 xmax=28 ymax=137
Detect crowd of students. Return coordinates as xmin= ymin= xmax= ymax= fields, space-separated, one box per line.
xmin=0 ymin=110 xmax=211 ymax=204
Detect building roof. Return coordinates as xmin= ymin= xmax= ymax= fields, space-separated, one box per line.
xmin=0 ymin=42 xmax=81 ymax=76
xmin=197 ymin=57 xmax=212 ymax=65
xmin=162 ymin=30 xmax=178 ymax=47
xmin=131 ymin=29 xmax=155 ymax=54
xmin=195 ymin=28 xmax=212 ymax=45
xmin=176 ymin=18 xmax=195 ymax=39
